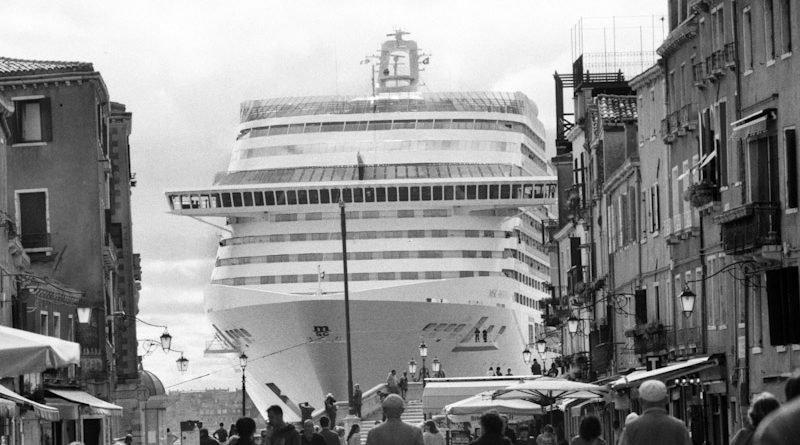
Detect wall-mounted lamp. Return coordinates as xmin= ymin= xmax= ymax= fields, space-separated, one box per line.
xmin=679 ymin=287 xmax=696 ymax=318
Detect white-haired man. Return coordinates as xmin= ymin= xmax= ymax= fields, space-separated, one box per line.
xmin=366 ymin=394 xmax=424 ymax=445
xmin=619 ymin=379 xmax=691 ymax=445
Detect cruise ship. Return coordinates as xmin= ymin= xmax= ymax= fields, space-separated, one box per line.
xmin=166 ymin=31 xmax=557 ymax=421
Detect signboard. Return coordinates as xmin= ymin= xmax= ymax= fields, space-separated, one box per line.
xmin=449 ymin=430 xmax=471 ymax=445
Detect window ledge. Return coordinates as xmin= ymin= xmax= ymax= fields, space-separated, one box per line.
xmin=781 ymin=52 xmax=792 ymax=60
xmin=744 ymin=69 xmax=753 ymax=76
xmin=786 ymin=208 xmax=798 ymax=215
xmin=766 ymin=59 xmax=776 ymax=67
xmin=718 ymin=324 xmax=727 ymax=330
xmin=752 ymin=347 xmax=763 ymax=354
xmin=11 ymin=142 xmax=48 ymax=148
xmin=776 ymin=345 xmax=787 ymax=353
xmin=793 ymin=344 xmax=800 ymax=351
xmin=707 ymin=325 xmax=718 ymax=331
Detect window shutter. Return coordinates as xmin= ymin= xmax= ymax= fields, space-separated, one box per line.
xmin=766 ymin=267 xmax=800 ymax=345
xmin=40 ymin=97 xmax=52 ymax=142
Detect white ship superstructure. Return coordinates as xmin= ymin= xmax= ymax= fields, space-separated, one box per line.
xmin=166 ymin=31 xmax=557 ymax=421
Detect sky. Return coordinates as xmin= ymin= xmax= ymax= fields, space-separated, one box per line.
xmin=5 ymin=0 xmax=665 ymax=391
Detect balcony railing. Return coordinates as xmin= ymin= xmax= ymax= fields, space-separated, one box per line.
xmin=675 ymin=326 xmax=701 ymax=347
xmin=723 ymin=42 xmax=736 ymax=68
xmin=633 ymin=325 xmax=670 ymax=355
xmin=679 ymin=103 xmax=698 ymax=130
xmin=718 ymin=202 xmax=781 ymax=254
xmin=668 ymin=111 xmax=680 ymax=136
xmin=660 ymin=118 xmax=673 ymax=143
xmin=692 ymin=62 xmax=706 ymax=88
xmin=21 ymin=233 xmax=51 ymax=250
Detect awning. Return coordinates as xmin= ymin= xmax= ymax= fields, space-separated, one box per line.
xmin=0 ymin=385 xmax=60 ymax=421
xmin=731 ymin=109 xmax=775 ymax=140
xmin=610 ymin=356 xmax=719 ymax=390
xmin=0 ymin=326 xmax=81 ymax=376
xmin=46 ymin=389 xmax=123 ymax=417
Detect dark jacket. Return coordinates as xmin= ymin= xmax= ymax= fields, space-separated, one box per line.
xmin=271 ymin=424 xmax=301 ymax=445
xmin=300 ymin=432 xmax=326 ymax=445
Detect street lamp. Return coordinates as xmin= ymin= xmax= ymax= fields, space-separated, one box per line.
xmin=567 ymin=316 xmax=580 ymax=335
xmin=679 ymin=287 xmax=697 ymax=318
xmin=240 ymin=352 xmax=248 ymax=416
xmin=431 ymin=357 xmax=441 ymax=377
xmin=535 ymin=339 xmax=547 ymax=355
xmin=522 ymin=346 xmax=532 ymax=364
xmin=160 ymin=330 xmax=173 ymax=351
xmin=419 ymin=341 xmax=428 ymax=385
xmin=408 ymin=359 xmax=417 ymax=378
xmin=176 ymin=353 xmax=189 ymax=373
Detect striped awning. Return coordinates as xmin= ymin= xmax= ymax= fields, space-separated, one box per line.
xmin=0 ymin=384 xmax=60 ymax=421
xmin=731 ymin=109 xmax=775 ymax=140
xmin=46 ymin=389 xmax=123 ymax=417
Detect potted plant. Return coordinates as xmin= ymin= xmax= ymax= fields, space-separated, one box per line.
xmin=684 ymin=180 xmax=718 ymax=208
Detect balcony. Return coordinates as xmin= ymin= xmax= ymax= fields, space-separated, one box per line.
xmin=679 ymin=103 xmax=698 ymax=131
xmin=633 ymin=323 xmax=670 ymax=355
xmin=717 ymin=202 xmax=781 ymax=255
xmin=669 ymin=111 xmax=681 ymax=136
xmin=660 ymin=118 xmax=674 ymax=143
xmin=692 ymin=62 xmax=706 ymax=88
xmin=675 ymin=326 xmax=701 ymax=348
xmin=722 ymin=42 xmax=737 ymax=69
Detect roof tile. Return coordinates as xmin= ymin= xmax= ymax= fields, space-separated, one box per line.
xmin=595 ymin=94 xmax=638 ymax=122
xmin=0 ymin=57 xmax=93 ymax=77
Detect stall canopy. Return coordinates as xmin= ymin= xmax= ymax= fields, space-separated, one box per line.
xmin=610 ymin=356 xmax=719 ymax=390
xmin=445 ymin=391 xmax=542 ymax=416
xmin=46 ymin=389 xmax=123 ymax=417
xmin=492 ymin=378 xmax=608 ymax=406
xmin=0 ymin=384 xmax=60 ymax=421
xmin=0 ymin=326 xmax=80 ymax=376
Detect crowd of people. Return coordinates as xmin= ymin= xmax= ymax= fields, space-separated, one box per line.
xmin=169 ymin=372 xmax=800 ymax=445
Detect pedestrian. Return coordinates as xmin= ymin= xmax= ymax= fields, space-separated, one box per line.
xmin=475 ymin=329 xmax=480 ymax=342
xmin=319 ymin=416 xmax=339 ymax=445
xmin=755 ymin=395 xmax=800 ymax=444
xmin=166 ymin=428 xmax=179 ymax=445
xmin=201 ymin=429 xmax=221 ymax=445
xmin=500 ymin=415 xmax=516 ymax=444
xmin=506 ymin=368 xmax=513 ymax=376
xmin=324 ymin=393 xmax=338 ymax=427
xmin=125 ymin=434 xmax=133 ymax=445
xmin=399 ymin=372 xmax=409 ymax=399
xmin=386 ymin=370 xmax=400 ymax=395
xmin=235 ymin=418 xmax=257 ymax=445
xmin=488 ymin=367 xmax=496 ymax=376
xmin=731 ymin=392 xmax=780 ymax=445
xmin=335 ymin=427 xmax=345 ymax=445
xmin=267 ymin=405 xmax=300 ymax=445
xmin=482 ymin=329 xmax=488 ymax=342
xmin=300 ymin=420 xmax=326 ymax=445
xmin=530 ymin=360 xmax=542 ymax=375
xmin=423 ymin=420 xmax=445 ymax=445
xmin=215 ymin=422 xmax=230 ymax=444
xmin=547 ymin=363 xmax=558 ymax=377
xmin=365 ymin=394 xmax=424 ymax=445
xmin=467 ymin=411 xmax=512 ymax=445
xmin=261 ymin=428 xmax=270 ymax=445
xmin=495 ymin=366 xmax=502 ymax=376
xmin=352 ymin=383 xmax=363 ymax=418
xmin=346 ymin=424 xmax=360 ymax=445
xmin=569 ymin=416 xmax=604 ymax=445
xmin=619 ymin=379 xmax=691 ymax=445
xmin=229 ymin=424 xmax=238 ymax=441
xmin=535 ymin=425 xmax=556 ymax=445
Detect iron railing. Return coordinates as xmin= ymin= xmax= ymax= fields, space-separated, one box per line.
xmin=719 ymin=202 xmax=781 ymax=254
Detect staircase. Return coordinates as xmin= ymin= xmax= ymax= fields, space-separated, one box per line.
xmin=358 ymin=399 xmax=425 ymax=445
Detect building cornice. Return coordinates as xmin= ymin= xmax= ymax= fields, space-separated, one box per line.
xmin=603 ymin=159 xmax=640 ymax=193
xmin=657 ymin=17 xmax=699 ymax=58
xmin=0 ymin=71 xmax=109 ymax=103
xmin=629 ymin=62 xmax=665 ymax=91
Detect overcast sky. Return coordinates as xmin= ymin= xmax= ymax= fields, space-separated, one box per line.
xmin=6 ymin=0 xmax=665 ymax=391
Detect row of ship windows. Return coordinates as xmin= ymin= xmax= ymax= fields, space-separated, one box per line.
xmin=268 ymin=208 xmax=450 ymax=222
xmin=172 ymin=182 xmax=556 ymax=210
xmin=221 ymin=229 xmax=509 ymax=246
xmin=211 ymin=269 xmax=550 ymax=292
xmin=214 ymin=248 xmax=549 ymax=274
xmin=212 ymin=270 xmax=501 ymax=285
xmin=237 ymin=118 xmax=545 ymax=148
xmin=515 ymin=292 xmax=544 ymax=310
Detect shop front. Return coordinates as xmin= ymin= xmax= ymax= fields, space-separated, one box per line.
xmin=45 ymin=390 xmax=122 ymax=445
xmin=0 ymin=383 xmax=61 ymax=445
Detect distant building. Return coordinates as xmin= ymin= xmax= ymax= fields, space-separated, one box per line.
xmin=166 ymin=389 xmax=263 ymax=433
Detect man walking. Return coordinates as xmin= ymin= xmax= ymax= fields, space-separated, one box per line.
xmin=352 ymin=383 xmax=363 ymax=418
xmin=386 ymin=370 xmax=400 ymax=395
xmin=619 ymin=379 xmax=691 ymax=445
xmin=398 ymin=372 xmax=409 ymax=399
xmin=300 ymin=420 xmax=325 ymax=445
xmin=201 ymin=429 xmax=220 ymax=445
xmin=267 ymin=405 xmax=301 ymax=445
xmin=366 ymin=394 xmax=424 ymax=445
xmin=530 ymin=359 xmax=541 ymax=375
xmin=214 ymin=422 xmax=229 ymax=444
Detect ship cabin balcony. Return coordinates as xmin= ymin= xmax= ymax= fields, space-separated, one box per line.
xmin=166 ymin=177 xmax=557 ymax=216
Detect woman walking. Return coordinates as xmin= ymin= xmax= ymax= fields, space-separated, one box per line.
xmin=423 ymin=420 xmax=445 ymax=445
xmin=570 ymin=416 xmax=605 ymax=445
xmin=730 ymin=392 xmax=780 ymax=445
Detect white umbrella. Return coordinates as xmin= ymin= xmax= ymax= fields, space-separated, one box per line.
xmin=492 ymin=377 xmax=608 ymax=406
xmin=445 ymin=391 xmax=542 ymax=416
xmin=0 ymin=326 xmax=80 ymax=376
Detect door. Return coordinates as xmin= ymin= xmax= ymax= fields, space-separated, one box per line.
xmin=82 ymin=419 xmax=102 ymax=445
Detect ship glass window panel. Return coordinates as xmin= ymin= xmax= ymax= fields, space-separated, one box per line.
xmin=270 ymin=125 xmax=288 ymax=135
xmin=221 ymin=193 xmax=233 ymax=207
xmin=416 ymin=119 xmax=434 ymax=129
xmin=330 ymin=188 xmax=341 ymax=203
xmin=320 ymin=122 xmax=344 ymax=132
xmin=353 ymin=188 xmax=364 ymax=202
xmin=368 ymin=120 xmax=391 ymax=131
xmin=305 ymin=212 xmax=322 ymax=221
xmin=444 ymin=186 xmax=454 ymax=200
xmin=318 ymin=189 xmax=330 ymax=204
xmin=378 ymin=272 xmax=395 ymax=280
xmin=407 ymin=166 xmax=419 ymax=179
xmin=388 ymin=187 xmax=398 ymax=202
xmin=399 ymin=187 xmax=409 ymax=201
xmin=287 ymin=123 xmax=305 ymax=134
xmin=364 ymin=187 xmax=375 ymax=202
xmin=500 ymin=184 xmax=510 ymax=199
xmin=280 ymin=275 xmax=298 ymax=283
xmin=421 ymin=187 xmax=432 ymax=201
xmin=376 ymin=187 xmax=386 ymax=202
xmin=432 ymin=186 xmax=443 ymax=200
xmin=401 ymin=272 xmax=418 ymax=280
xmin=264 ymin=191 xmax=275 ymax=205
xmin=242 ymin=192 xmax=253 ymax=207
xmin=434 ymin=119 xmax=452 ymax=129
xmin=342 ymin=188 xmax=353 ymax=203
xmin=469 ymin=165 xmax=483 ymax=177
xmin=286 ymin=190 xmax=297 ymax=205
xmin=467 ymin=185 xmax=477 ymax=199
xmin=290 ymin=233 xmax=307 ymax=241
xmin=489 ymin=185 xmax=499 ymax=199
xmin=455 ymin=185 xmax=466 ymax=200
xmin=478 ymin=185 xmax=488 ymax=199
xmin=396 ymin=165 xmax=407 ymax=179
xmin=299 ymin=168 xmax=315 ymax=182
xmin=465 ymin=230 xmax=480 ymax=238
xmin=409 ymin=187 xmax=420 ymax=201
xmin=297 ymin=190 xmax=308 ymax=204
xmin=274 ymin=190 xmax=286 ymax=205
xmin=308 ymin=189 xmax=319 ymax=204
xmin=392 ymin=120 xmax=416 ymax=129
xmin=253 ymin=192 xmax=264 ymax=206
xmin=304 ymin=122 xmax=321 ymax=133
